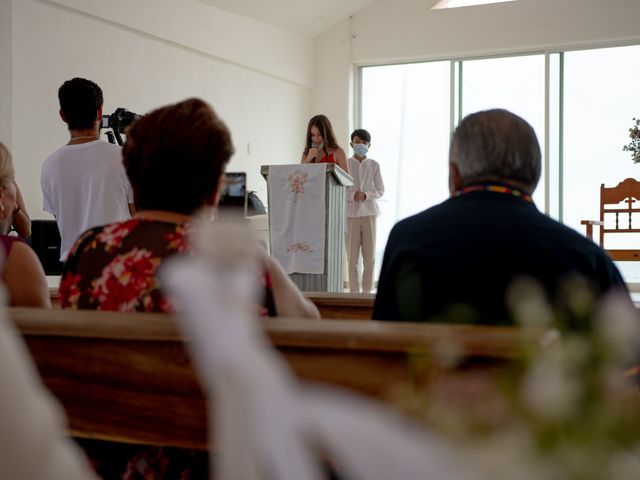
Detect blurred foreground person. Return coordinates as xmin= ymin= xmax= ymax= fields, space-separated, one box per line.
xmin=0 ymin=293 xmax=95 ymax=479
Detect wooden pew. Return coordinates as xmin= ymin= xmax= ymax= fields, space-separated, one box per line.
xmin=50 ymin=282 xmax=639 ymax=316
xmin=303 ymin=291 xmax=374 ymax=319
xmin=49 ymin=285 xmax=375 ymax=319
xmin=9 ymin=307 xmax=545 ymax=450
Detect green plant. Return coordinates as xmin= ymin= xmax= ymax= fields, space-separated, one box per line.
xmin=622 ymin=117 xmax=640 ymax=164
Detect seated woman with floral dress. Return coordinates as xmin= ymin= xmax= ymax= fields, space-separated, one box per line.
xmin=58 ymin=98 xmax=319 ymax=479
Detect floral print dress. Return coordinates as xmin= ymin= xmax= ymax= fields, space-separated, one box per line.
xmin=60 ymin=219 xmax=185 ymax=312
xmin=59 ymin=218 xmax=274 ymax=479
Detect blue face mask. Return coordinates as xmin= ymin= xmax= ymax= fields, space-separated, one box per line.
xmin=353 ymin=143 xmax=369 ymax=157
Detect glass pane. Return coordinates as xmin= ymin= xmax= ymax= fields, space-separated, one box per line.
xmin=563 ymin=45 xmax=640 ymax=283
xmin=360 ymin=61 xmax=451 ymax=284
xmin=548 ymin=53 xmax=562 ymax=221
xmin=461 ymin=54 xmax=546 ymax=209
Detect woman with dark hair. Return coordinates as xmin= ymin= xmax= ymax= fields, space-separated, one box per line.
xmin=60 ymin=98 xmax=318 ymax=319
xmin=301 ymin=114 xmax=349 ymax=173
xmin=58 ymin=98 xmax=318 ymax=479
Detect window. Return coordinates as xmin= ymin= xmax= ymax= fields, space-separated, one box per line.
xmin=563 ymin=45 xmax=640 ymax=282
xmin=460 ymin=54 xmax=546 ymax=208
xmin=359 ymin=43 xmax=640 ymax=286
xmin=361 ymin=61 xmax=451 ymax=277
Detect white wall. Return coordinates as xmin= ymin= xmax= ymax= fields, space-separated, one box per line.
xmin=46 ymin=0 xmax=313 ymax=87
xmin=9 ymin=0 xmax=314 ymax=218
xmin=314 ymin=0 xmax=640 ymax=146
xmin=0 ymin=0 xmax=11 ymax=148
xmin=312 ymin=20 xmax=353 ymax=149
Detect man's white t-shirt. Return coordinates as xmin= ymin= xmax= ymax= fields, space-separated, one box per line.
xmin=41 ymin=140 xmax=133 ymax=261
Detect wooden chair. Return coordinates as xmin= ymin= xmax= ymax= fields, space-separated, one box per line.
xmin=581 ymin=178 xmax=640 ymax=261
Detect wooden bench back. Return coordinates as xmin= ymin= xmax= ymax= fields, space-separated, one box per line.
xmin=303 ymin=291 xmax=374 ymax=319
xmin=599 ymin=178 xmax=640 ymax=260
xmin=10 ymin=307 xmax=544 ymax=449
xmin=49 ymin=288 xmax=375 ymax=319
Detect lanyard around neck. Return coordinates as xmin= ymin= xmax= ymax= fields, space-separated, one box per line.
xmin=454 ymin=183 xmax=533 ymax=204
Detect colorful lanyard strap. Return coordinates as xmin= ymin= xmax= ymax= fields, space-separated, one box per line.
xmin=454 ymin=183 xmax=534 ymax=204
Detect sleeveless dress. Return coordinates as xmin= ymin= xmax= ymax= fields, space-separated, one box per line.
xmin=319 ymin=152 xmax=336 ymax=164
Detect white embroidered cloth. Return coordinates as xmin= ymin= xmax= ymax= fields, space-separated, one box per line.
xmin=268 ymin=164 xmax=326 ymax=274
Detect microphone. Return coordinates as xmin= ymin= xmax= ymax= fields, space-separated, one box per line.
xmin=311 ymin=143 xmax=317 ymax=163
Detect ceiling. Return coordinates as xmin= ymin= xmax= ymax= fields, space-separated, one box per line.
xmin=199 ymin=0 xmax=379 ymax=37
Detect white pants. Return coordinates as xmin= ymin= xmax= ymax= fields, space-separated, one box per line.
xmin=346 ymin=216 xmax=376 ymax=293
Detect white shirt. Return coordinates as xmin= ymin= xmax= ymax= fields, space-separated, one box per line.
xmin=41 ymin=140 xmax=133 ymax=261
xmin=346 ymin=156 xmax=385 ymax=218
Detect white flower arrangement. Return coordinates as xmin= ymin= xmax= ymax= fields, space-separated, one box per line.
xmin=395 ymin=276 xmax=640 ymax=480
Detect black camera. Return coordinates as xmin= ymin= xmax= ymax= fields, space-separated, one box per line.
xmin=101 ymin=108 xmax=141 ymax=146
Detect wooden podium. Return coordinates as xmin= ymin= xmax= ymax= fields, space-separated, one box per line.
xmin=261 ymin=164 xmax=353 ymax=292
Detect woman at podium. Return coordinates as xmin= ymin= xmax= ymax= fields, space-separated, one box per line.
xmin=301 ymin=114 xmax=349 ymax=173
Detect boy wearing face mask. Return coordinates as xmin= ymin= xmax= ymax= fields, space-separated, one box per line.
xmin=346 ymin=129 xmax=385 ymax=294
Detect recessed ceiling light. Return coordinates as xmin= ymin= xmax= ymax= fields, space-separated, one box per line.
xmin=432 ymin=0 xmax=517 ymax=9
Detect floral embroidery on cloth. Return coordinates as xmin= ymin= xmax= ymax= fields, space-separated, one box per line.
xmin=288 ymin=170 xmax=308 ymax=202
xmin=287 ymin=242 xmax=314 ymax=253
xmin=268 ymin=164 xmax=326 ymax=274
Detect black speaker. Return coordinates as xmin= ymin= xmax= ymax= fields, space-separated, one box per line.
xmin=30 ymin=220 xmax=63 ymax=275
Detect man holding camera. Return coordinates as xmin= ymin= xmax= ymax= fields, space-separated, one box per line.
xmin=41 ymin=77 xmax=134 ymax=261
